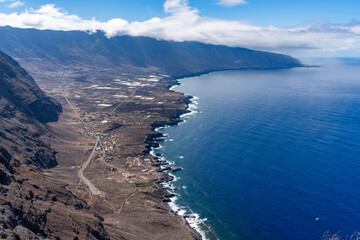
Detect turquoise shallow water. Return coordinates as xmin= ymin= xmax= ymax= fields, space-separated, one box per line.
xmin=154 ymin=58 xmax=360 ymax=240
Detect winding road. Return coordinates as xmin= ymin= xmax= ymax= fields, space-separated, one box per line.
xmin=77 ymin=136 xmax=105 ymax=197
xmin=59 ymin=86 xmax=104 ymax=197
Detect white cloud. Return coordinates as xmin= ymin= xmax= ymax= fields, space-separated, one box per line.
xmin=217 ymin=0 xmax=248 ymax=7
xmin=8 ymin=1 xmax=24 ymax=8
xmin=0 ymin=1 xmax=359 ymax=56
xmin=164 ymin=0 xmax=189 ymax=13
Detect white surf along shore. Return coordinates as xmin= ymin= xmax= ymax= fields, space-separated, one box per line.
xmin=150 ymin=82 xmax=218 ymax=240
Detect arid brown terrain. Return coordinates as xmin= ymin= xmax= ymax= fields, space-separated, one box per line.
xmin=0 ymin=50 xmax=200 ymax=239
xmin=42 ymin=71 xmax=201 ymax=240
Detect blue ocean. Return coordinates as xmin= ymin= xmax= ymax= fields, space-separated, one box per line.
xmin=153 ymin=58 xmax=360 ymax=240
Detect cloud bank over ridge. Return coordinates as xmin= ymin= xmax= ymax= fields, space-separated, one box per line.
xmin=0 ymin=0 xmax=359 ymax=56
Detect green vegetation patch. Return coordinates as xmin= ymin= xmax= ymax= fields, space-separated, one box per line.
xmin=134 ymin=182 xmax=151 ymax=187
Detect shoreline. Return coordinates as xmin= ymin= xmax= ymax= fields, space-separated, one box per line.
xmin=146 ymin=76 xmax=217 ymax=240
xmin=151 ymin=97 xmax=211 ymax=240
xmin=145 ymin=66 xmax=307 ymax=239
xmin=146 ymin=66 xmax=306 ymax=240
xmin=171 ymin=64 xmax=310 ymax=81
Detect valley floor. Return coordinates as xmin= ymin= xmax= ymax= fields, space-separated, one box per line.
xmin=37 ymin=69 xmax=200 ymax=239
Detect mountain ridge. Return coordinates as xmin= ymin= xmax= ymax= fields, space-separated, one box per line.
xmin=0 ymin=26 xmax=303 ymax=78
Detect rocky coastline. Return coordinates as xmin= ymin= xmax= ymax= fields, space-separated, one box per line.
xmin=143 ymin=80 xmax=206 ymax=239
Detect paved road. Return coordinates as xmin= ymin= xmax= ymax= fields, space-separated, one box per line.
xmin=59 ymin=87 xmax=92 ymax=133
xmin=59 ymin=84 xmax=135 ymax=196
xmin=78 ymin=136 xmax=105 ymax=197
xmin=59 ymin=86 xmax=104 ymax=197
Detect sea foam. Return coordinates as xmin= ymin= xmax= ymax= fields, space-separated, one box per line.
xmin=150 ymin=93 xmax=213 ymax=240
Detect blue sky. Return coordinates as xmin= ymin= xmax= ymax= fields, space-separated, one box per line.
xmin=0 ymin=0 xmax=358 ymax=26
xmin=0 ymin=0 xmax=360 ymax=26
xmin=0 ymin=0 xmax=359 ymax=56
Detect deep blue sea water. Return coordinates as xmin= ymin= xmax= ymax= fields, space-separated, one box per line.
xmin=154 ymin=58 xmax=360 ymax=240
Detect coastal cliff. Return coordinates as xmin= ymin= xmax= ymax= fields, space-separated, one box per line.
xmin=0 ymin=26 xmax=303 ymax=78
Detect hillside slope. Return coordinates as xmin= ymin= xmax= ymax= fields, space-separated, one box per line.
xmin=0 ymin=50 xmax=110 ymax=239
xmin=0 ymin=50 xmax=62 ymax=123
xmin=0 ymin=50 xmax=62 ymax=168
xmin=0 ymin=26 xmax=303 ymax=77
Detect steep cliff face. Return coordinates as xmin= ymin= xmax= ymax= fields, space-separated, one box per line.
xmin=0 ymin=51 xmax=110 ymax=239
xmin=0 ymin=50 xmax=62 ymax=123
xmin=0 ymin=50 xmax=61 ymax=169
xmin=0 ymin=26 xmax=303 ymax=78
